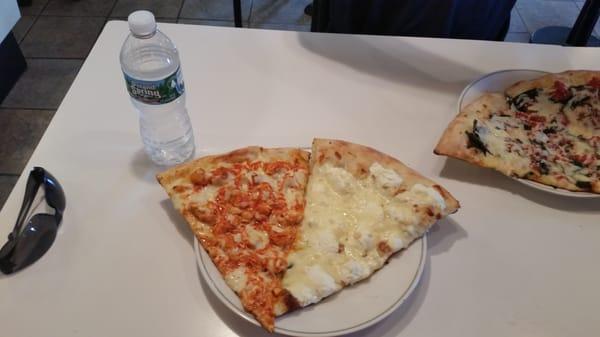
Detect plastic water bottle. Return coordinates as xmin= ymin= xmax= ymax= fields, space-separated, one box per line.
xmin=120 ymin=10 xmax=195 ymax=166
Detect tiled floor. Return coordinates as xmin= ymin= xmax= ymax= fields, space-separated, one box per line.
xmin=0 ymin=0 xmax=598 ymax=207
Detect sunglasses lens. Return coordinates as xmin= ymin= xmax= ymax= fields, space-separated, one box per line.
xmin=6 ymin=214 xmax=58 ymax=274
xmin=42 ymin=170 xmax=65 ymax=212
xmin=0 ymin=239 xmax=18 ymax=273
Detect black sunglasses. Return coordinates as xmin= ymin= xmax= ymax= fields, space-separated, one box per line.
xmin=0 ymin=167 xmax=65 ymax=274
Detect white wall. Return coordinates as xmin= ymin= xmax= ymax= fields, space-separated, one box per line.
xmin=1 ymin=0 xmax=20 ymax=42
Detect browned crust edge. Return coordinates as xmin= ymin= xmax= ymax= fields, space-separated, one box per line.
xmin=505 ymin=70 xmax=600 ymax=97
xmin=156 ymin=146 xmax=310 ymax=189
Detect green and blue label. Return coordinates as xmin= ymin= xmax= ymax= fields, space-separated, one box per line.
xmin=124 ymin=67 xmax=185 ymax=105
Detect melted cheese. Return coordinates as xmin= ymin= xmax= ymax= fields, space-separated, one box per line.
xmin=246 ymin=226 xmax=269 ymax=249
xmin=283 ymin=162 xmax=443 ymax=307
xmin=477 ymin=121 xmax=508 ymax=156
xmin=384 ymin=202 xmax=420 ymax=226
xmin=369 ymin=162 xmax=404 ymax=189
xmin=405 ymin=184 xmax=446 ymax=211
xmin=475 ymin=117 xmax=532 ymax=175
xmin=253 ymin=172 xmax=278 ymax=190
xmin=189 ymin=185 xmax=218 ymax=205
xmin=225 ymin=267 xmax=247 ymax=293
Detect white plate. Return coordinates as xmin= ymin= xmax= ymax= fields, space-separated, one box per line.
xmin=458 ymin=69 xmax=600 ymax=198
xmin=195 ymin=236 xmax=427 ymax=337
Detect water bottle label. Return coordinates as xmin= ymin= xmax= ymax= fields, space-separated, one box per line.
xmin=124 ymin=67 xmax=185 ymax=105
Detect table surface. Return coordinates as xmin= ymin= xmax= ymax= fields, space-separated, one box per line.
xmin=1 ymin=21 xmax=599 ymax=337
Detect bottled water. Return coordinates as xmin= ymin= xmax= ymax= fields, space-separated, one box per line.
xmin=120 ymin=10 xmax=195 ymax=166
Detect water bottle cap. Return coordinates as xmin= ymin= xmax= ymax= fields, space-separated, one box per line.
xmin=128 ymin=10 xmax=157 ymax=37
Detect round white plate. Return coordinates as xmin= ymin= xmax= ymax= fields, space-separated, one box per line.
xmin=195 ymin=236 xmax=427 ymax=337
xmin=458 ymin=69 xmax=600 ymax=198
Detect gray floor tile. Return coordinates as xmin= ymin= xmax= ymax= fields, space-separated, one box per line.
xmin=20 ymin=16 xmax=105 ymax=58
xmin=177 ymin=19 xmax=235 ymax=27
xmin=0 ymin=109 xmax=55 ymax=175
xmin=516 ymin=0 xmax=580 ymax=33
xmin=12 ymin=16 xmax=36 ymax=43
xmin=42 ymin=0 xmax=117 ymax=17
xmin=504 ymin=32 xmax=531 ymax=43
xmin=575 ymin=1 xmax=600 ymax=37
xmin=110 ymin=0 xmax=183 ymax=19
xmin=250 ymin=0 xmax=311 ymax=25
xmin=509 ymin=9 xmax=527 ymax=33
xmin=1 ymin=59 xmax=82 ymax=110
xmin=249 ymin=23 xmax=310 ymax=32
xmin=179 ymin=0 xmax=251 ymax=21
xmin=0 ymin=175 xmax=19 ymax=209
xmin=18 ymin=0 xmax=49 ymax=16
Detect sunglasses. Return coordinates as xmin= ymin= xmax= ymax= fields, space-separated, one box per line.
xmin=0 ymin=167 xmax=65 ymax=274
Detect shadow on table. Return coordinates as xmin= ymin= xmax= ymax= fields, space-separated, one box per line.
xmin=428 ymin=216 xmax=467 ymax=256
xmin=160 ymin=199 xmax=194 ymax=247
xmin=197 ymin=250 xmax=433 ymax=337
xmin=440 ymin=158 xmax=600 ymax=213
xmin=129 ymin=149 xmax=167 ymax=184
xmin=297 ymin=32 xmax=482 ymax=94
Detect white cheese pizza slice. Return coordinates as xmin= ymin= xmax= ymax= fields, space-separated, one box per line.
xmin=281 ymin=139 xmax=460 ymax=307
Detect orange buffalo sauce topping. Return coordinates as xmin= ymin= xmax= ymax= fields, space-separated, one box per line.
xmin=194 ymin=160 xmax=305 ymax=328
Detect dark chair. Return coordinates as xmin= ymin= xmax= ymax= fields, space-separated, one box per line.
xmin=531 ymin=0 xmax=599 ymax=46
xmin=233 ymin=0 xmax=242 ymax=27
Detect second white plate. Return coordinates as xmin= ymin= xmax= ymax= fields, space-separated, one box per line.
xmin=195 ymin=235 xmax=426 ymax=337
xmin=458 ymin=69 xmax=599 ymax=198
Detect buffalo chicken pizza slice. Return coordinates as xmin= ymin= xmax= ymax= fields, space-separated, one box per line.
xmin=157 ymin=147 xmax=309 ymax=331
xmin=282 ymin=139 xmax=460 ymax=307
xmin=435 ymin=70 xmax=600 ymax=193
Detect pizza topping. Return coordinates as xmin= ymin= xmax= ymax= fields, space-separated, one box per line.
xmin=157 ymin=150 xmax=310 ymax=331
xmin=404 ymin=184 xmax=446 ymax=211
xmin=369 ymin=162 xmax=404 ymax=191
xmin=466 ymin=120 xmax=491 ymax=155
xmin=550 ymin=81 xmax=572 ymax=103
xmin=569 ymin=96 xmax=591 ymax=109
xmin=284 ymin=161 xmax=449 ymax=307
xmin=588 ymin=77 xmax=600 ymax=89
xmin=225 ymin=267 xmax=248 ymax=292
xmin=511 ymin=88 xmax=539 ymax=112
xmin=533 ymin=160 xmax=550 ymax=175
xmin=385 ymin=202 xmax=420 ymax=226
xmin=576 ymin=180 xmax=592 ymax=189
xmin=190 ymin=168 xmax=209 ymax=187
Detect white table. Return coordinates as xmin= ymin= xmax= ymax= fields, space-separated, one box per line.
xmin=1 ymin=21 xmax=599 ymax=337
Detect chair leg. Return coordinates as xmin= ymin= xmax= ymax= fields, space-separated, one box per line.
xmin=233 ymin=0 xmax=242 ymax=27
xmin=310 ymin=0 xmax=329 ymax=32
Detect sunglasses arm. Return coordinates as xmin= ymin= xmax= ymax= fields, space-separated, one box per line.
xmin=9 ymin=171 xmax=41 ymax=240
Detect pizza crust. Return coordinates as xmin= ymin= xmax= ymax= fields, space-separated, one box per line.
xmin=505 ymin=70 xmax=600 ymax=97
xmin=157 ymin=146 xmax=309 ymax=190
